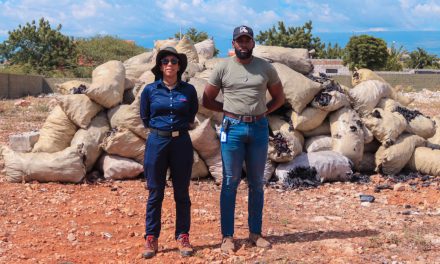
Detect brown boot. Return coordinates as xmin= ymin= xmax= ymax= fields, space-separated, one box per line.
xmin=221 ymin=236 xmax=235 ymax=253
xmin=177 ymin=234 xmax=194 ymax=257
xmin=143 ymin=235 xmax=158 ymax=259
xmin=249 ymin=233 xmax=271 ymax=249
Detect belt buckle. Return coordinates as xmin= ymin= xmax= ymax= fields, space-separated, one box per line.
xmin=172 ymin=131 xmax=179 ymax=137
xmin=241 ymin=115 xmax=253 ymax=122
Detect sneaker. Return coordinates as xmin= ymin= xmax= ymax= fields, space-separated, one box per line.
xmin=221 ymin=236 xmax=235 ymax=253
xmin=143 ymin=235 xmax=158 ymax=259
xmin=249 ymin=233 xmax=271 ymax=249
xmin=177 ymin=234 xmax=194 ymax=257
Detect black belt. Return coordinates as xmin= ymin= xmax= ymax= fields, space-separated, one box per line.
xmin=224 ymin=112 xmax=266 ymax=123
xmin=150 ymin=128 xmax=187 ymax=137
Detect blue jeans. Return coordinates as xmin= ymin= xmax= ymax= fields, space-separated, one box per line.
xmin=220 ymin=116 xmax=269 ymax=237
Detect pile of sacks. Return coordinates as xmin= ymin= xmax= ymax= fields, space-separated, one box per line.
xmin=1 ymin=36 xmax=439 ymax=186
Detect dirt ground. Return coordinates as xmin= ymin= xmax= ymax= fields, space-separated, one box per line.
xmin=1 ymin=95 xmax=440 ymax=263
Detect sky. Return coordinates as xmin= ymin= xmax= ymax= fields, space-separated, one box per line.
xmin=1 ymin=0 xmax=440 ymax=56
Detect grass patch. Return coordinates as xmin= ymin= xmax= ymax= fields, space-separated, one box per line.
xmin=366 ymin=236 xmax=383 ymax=248
xmin=403 ymin=228 xmax=432 ymax=251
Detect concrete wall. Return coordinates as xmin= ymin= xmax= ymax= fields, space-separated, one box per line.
xmin=333 ymin=73 xmax=440 ymax=91
xmin=0 ymin=73 xmax=47 ymax=99
xmin=0 ymin=74 xmax=92 ymax=99
xmin=44 ymin=77 xmax=91 ymax=93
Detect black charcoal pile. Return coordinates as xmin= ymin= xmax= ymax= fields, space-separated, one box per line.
xmin=283 ymin=167 xmax=320 ymax=189
xmin=393 ymin=106 xmax=424 ymax=123
xmin=270 ymin=133 xmax=292 ymax=157
xmin=72 ymin=84 xmax=87 ymax=94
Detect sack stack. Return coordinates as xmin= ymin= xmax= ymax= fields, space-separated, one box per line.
xmin=2 ymin=39 xmax=439 ymax=186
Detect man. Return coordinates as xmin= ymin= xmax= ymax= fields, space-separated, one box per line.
xmin=202 ymin=25 xmax=285 ymax=252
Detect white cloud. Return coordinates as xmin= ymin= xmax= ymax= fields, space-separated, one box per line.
xmin=413 ymin=2 xmax=440 ymax=16
xmin=364 ymin=27 xmax=388 ymax=32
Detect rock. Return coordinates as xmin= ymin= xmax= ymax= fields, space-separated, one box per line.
xmin=67 ymin=233 xmax=76 ymax=242
xmin=393 ymin=183 xmax=406 ymax=191
xmin=14 ymin=99 xmax=31 ymax=107
xmin=8 ymin=131 xmax=40 ymax=153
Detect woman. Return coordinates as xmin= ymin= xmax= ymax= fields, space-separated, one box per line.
xmin=140 ymin=46 xmax=198 ymax=258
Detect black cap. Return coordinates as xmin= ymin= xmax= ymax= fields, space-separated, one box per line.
xmin=233 ymin=25 xmax=253 ymax=40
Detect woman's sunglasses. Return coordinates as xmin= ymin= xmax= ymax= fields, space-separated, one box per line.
xmin=161 ymin=58 xmax=179 ymax=65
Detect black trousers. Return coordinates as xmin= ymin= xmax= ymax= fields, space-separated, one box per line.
xmin=144 ymin=132 xmax=193 ymax=239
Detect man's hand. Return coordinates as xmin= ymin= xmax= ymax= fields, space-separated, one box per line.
xmin=202 ymin=83 xmax=223 ymax=112
xmin=266 ymin=81 xmax=285 ymax=115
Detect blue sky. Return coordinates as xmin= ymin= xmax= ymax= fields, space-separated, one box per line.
xmin=1 ymin=0 xmax=440 ymax=56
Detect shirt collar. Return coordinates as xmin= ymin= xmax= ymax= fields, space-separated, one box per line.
xmin=158 ymin=79 xmax=182 ymax=90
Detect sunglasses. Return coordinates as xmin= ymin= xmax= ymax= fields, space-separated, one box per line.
xmin=161 ymin=58 xmax=179 ymax=65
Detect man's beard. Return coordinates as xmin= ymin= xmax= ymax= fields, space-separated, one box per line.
xmin=235 ymin=48 xmax=253 ymax=59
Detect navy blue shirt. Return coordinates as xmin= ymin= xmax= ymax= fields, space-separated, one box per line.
xmin=140 ymin=80 xmax=198 ymax=131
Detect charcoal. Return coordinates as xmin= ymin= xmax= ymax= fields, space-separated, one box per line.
xmin=385 ymin=172 xmax=422 ymax=183
xmin=270 ymin=133 xmax=292 ymax=157
xmin=311 ymin=76 xmax=344 ymax=107
xmin=288 ymin=120 xmax=294 ymax=131
xmin=283 ymin=166 xmax=320 ymax=189
xmin=72 ymin=84 xmax=87 ymax=94
xmin=371 ymin=109 xmax=382 ymax=119
xmin=393 ymin=106 xmax=424 ymax=123
xmin=350 ymin=173 xmax=371 ymax=184
xmin=374 ymin=184 xmax=393 ymax=192
xmin=359 ymin=194 xmax=375 ymax=203
xmin=313 ymin=92 xmax=332 ymax=106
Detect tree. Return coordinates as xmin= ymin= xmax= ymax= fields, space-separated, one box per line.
xmin=320 ymin=43 xmax=345 ymax=59
xmin=384 ymin=43 xmax=405 ymax=71
xmin=75 ymin=35 xmax=147 ymax=67
xmin=343 ymin=35 xmax=388 ymax=70
xmin=174 ymin=27 xmax=219 ymax=57
xmin=406 ymin=47 xmax=439 ymax=69
xmin=0 ymin=18 xmax=76 ymax=74
xmin=255 ymin=21 xmax=325 ymax=57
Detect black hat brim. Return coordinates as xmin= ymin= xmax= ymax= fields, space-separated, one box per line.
xmin=151 ymin=49 xmax=188 ymax=81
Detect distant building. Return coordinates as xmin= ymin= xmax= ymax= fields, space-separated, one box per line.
xmin=311 ymin=59 xmax=350 ymax=76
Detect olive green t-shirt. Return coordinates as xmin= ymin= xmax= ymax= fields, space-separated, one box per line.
xmin=208 ymin=56 xmax=280 ymax=115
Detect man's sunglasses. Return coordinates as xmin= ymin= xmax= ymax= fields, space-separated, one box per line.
xmin=161 ymin=58 xmax=179 ymax=65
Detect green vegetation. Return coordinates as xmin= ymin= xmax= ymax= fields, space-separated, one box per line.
xmin=0 ymin=18 xmax=148 ymax=77
xmin=343 ymin=35 xmax=389 ymax=70
xmin=256 ymin=21 xmax=326 ymax=58
xmin=1 ymin=18 xmax=439 ymax=77
xmin=0 ymin=18 xmax=77 ymax=76
xmin=406 ymin=47 xmax=439 ymax=69
xmin=175 ymin=27 xmax=219 ymax=56
xmin=384 ymin=43 xmax=405 ymax=71
xmin=75 ymin=35 xmax=148 ymax=77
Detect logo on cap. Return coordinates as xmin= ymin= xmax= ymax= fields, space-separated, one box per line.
xmin=240 ymin=26 xmax=249 ymax=33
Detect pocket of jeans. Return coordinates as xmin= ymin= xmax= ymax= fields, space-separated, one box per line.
xmin=223 ymin=116 xmax=241 ymax=127
xmin=255 ymin=117 xmax=269 ymax=129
